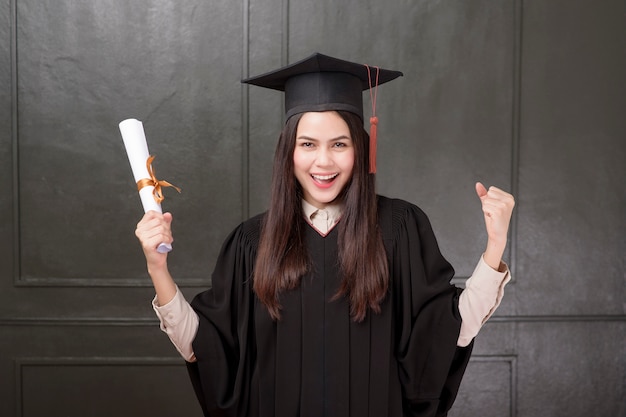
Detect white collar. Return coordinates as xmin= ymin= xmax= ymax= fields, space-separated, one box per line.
xmin=301 ymin=199 xmax=343 ymax=235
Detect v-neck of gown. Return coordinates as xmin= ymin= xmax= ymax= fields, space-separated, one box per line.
xmin=301 ymin=200 xmax=343 ymax=236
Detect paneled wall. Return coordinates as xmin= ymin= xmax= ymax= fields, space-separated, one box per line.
xmin=1 ymin=0 xmax=623 ymax=416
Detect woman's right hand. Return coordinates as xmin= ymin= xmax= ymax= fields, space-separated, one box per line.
xmin=135 ymin=211 xmax=174 ymax=272
xmin=135 ymin=211 xmax=178 ymax=304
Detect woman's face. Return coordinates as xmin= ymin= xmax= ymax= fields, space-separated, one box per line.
xmin=293 ymin=111 xmax=355 ymax=209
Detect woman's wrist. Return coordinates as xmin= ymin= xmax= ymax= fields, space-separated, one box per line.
xmin=483 ymin=239 xmax=507 ymax=270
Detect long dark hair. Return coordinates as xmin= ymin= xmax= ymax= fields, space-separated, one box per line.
xmin=253 ymin=110 xmax=389 ymax=322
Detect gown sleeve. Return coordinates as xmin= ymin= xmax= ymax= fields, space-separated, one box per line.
xmin=389 ymin=199 xmax=473 ymax=417
xmin=185 ymin=215 xmax=261 ymax=417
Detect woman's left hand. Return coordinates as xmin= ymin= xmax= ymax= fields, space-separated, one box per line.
xmin=475 ymin=182 xmax=515 ymax=269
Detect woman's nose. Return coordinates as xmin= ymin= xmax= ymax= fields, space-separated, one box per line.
xmin=314 ymin=148 xmax=331 ymax=166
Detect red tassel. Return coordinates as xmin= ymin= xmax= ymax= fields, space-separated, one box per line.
xmin=365 ymin=64 xmax=380 ymax=174
xmin=369 ymin=116 xmax=378 ymax=174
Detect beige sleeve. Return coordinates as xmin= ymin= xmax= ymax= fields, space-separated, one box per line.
xmin=457 ymin=255 xmax=511 ymax=347
xmin=152 ymin=286 xmax=199 ymax=362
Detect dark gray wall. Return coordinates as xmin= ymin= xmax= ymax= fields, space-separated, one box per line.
xmin=1 ymin=0 xmax=624 ymax=416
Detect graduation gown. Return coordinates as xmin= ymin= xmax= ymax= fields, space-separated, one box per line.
xmin=187 ymin=196 xmax=473 ymax=417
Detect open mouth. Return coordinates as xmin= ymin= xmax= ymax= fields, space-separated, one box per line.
xmin=311 ymin=173 xmax=339 ymax=186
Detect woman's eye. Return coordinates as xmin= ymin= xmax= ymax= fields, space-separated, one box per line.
xmin=333 ymin=142 xmax=347 ymax=148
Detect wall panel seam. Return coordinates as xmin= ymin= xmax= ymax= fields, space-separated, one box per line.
xmin=282 ymin=0 xmax=290 ymax=66
xmin=13 ymin=276 xmax=209 ymax=287
xmin=2 ymin=314 xmax=624 ymax=326
xmin=10 ymin=0 xmax=20 ymax=286
xmin=15 ymin=356 xmax=186 ymax=365
xmin=242 ymin=0 xmax=250 ymax=221
xmin=509 ymin=0 xmax=523 ymax=283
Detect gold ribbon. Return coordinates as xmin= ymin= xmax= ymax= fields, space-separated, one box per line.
xmin=136 ymin=155 xmax=181 ymax=204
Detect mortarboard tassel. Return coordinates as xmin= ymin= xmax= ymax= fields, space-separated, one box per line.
xmin=369 ymin=116 xmax=378 ymax=174
xmin=366 ymin=65 xmax=380 ymax=174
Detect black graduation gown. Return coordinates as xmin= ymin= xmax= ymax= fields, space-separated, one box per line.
xmin=187 ymin=196 xmax=473 ymax=417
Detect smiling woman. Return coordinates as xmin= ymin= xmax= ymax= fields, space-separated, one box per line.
xmin=293 ymin=111 xmax=355 ymax=209
xmin=134 ymin=52 xmax=515 ymax=417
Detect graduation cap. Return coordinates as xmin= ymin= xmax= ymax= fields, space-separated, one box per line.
xmin=242 ymin=53 xmax=403 ymax=172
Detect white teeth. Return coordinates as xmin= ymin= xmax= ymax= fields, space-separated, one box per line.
xmin=312 ymin=173 xmax=338 ymax=180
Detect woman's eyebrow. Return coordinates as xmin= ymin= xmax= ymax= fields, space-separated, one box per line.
xmin=296 ymin=135 xmax=351 ymax=141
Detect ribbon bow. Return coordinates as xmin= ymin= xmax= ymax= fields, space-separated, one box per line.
xmin=136 ymin=155 xmax=181 ymax=204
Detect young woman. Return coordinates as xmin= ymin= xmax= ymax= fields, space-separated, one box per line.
xmin=135 ymin=53 xmax=515 ymax=417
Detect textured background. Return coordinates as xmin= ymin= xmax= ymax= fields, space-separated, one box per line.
xmin=0 ymin=0 xmax=624 ymax=416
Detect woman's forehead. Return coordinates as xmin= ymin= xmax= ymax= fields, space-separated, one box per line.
xmin=295 ymin=112 xmax=351 ymax=137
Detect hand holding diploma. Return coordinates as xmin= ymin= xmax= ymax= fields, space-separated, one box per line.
xmin=120 ymin=118 xmax=180 ymax=253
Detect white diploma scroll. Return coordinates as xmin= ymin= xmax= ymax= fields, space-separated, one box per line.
xmin=119 ymin=118 xmax=172 ymax=253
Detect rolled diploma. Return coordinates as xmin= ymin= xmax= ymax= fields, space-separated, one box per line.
xmin=119 ymin=118 xmax=172 ymax=253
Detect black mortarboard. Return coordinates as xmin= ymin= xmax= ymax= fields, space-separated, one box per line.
xmin=242 ymin=52 xmax=403 ymax=172
xmin=242 ymin=52 xmax=403 ymax=120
